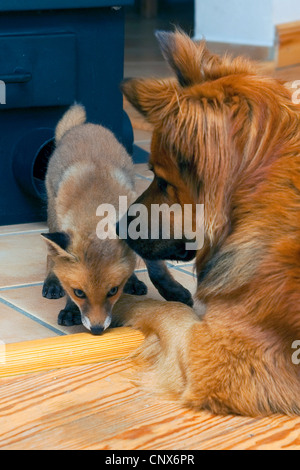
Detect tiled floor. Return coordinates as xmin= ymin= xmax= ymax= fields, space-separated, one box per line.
xmin=0 ymin=162 xmax=197 ymax=344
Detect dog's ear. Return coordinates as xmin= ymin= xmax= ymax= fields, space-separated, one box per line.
xmin=155 ymin=29 xmax=218 ymax=87
xmin=155 ymin=30 xmax=254 ymax=87
xmin=41 ymin=232 xmax=75 ymax=260
xmin=121 ymin=77 xmax=178 ymax=124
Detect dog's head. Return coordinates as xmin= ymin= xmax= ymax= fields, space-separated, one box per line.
xmin=121 ymin=30 xmax=297 ymax=262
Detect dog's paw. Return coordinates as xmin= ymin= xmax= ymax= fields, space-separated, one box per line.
xmin=58 ymin=305 xmax=82 ymax=326
xmin=181 ymin=290 xmax=194 ymax=307
xmin=124 ymin=275 xmax=148 ymax=296
xmin=160 ymin=285 xmax=194 ymax=307
xmin=42 ymin=277 xmax=65 ymax=299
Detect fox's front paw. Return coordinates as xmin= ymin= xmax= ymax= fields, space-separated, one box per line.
xmin=43 ymin=275 xmax=65 ymax=299
xmin=124 ymin=274 xmax=148 ymax=296
xmin=58 ymin=304 xmax=82 ymax=326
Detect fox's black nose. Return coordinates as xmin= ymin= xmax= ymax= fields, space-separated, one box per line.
xmin=90 ymin=325 xmax=105 ymax=336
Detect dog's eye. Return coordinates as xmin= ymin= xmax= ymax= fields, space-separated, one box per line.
xmin=73 ymin=289 xmax=86 ymax=299
xmin=157 ymin=177 xmax=168 ymax=192
xmin=107 ymin=286 xmax=119 ymax=298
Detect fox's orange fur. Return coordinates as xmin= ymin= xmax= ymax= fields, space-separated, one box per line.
xmin=42 ymin=105 xmax=141 ymax=333
xmin=116 ymin=30 xmax=300 ymax=416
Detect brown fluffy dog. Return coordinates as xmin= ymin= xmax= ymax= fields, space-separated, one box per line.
xmin=114 ymin=30 xmax=300 ymax=416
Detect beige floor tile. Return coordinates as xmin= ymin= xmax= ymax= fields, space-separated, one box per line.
xmin=0 ymin=300 xmax=56 ymax=344
xmin=0 ymin=232 xmax=48 ymax=288
xmin=135 ymin=267 xmax=197 ymax=301
xmin=135 ymin=141 xmax=151 ymax=153
xmin=0 ymin=222 xmax=47 ymax=236
xmin=0 ymin=286 xmax=86 ymax=336
xmin=135 ymin=256 xmax=146 ymax=270
xmin=134 ymin=176 xmax=151 ymax=197
xmin=134 ymin=254 xmax=195 ymax=276
xmin=134 ymin=163 xmax=153 ymax=180
xmin=133 ymin=128 xmax=152 ymax=142
xmin=174 ymin=264 xmax=196 ymax=274
xmin=134 ymin=163 xmax=149 ymax=173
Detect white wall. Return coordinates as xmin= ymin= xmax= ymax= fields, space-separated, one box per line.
xmin=194 ymin=0 xmax=300 ymax=46
xmin=273 ymin=0 xmax=300 ymax=24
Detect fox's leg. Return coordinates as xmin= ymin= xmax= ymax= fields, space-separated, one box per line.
xmin=124 ymin=273 xmax=148 ymax=296
xmin=58 ymin=296 xmax=82 ymax=326
xmin=145 ymin=259 xmax=194 ymax=307
xmin=42 ymin=195 xmax=65 ymax=299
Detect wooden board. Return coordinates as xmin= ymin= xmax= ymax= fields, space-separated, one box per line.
xmin=0 ymin=358 xmax=299 ymax=450
xmin=0 ymin=328 xmax=144 ymax=378
xmin=276 ymin=21 xmax=300 ymax=68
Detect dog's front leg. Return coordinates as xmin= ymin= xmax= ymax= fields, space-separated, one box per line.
xmin=124 ymin=272 xmax=148 ymax=296
xmin=145 ymin=260 xmax=194 ymax=306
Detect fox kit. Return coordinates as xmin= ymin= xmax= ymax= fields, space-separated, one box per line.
xmin=42 ymin=105 xmax=192 ymax=334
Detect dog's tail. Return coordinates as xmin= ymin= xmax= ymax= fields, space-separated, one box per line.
xmin=113 ymin=295 xmax=300 ymax=417
xmin=55 ymin=103 xmax=87 ymax=143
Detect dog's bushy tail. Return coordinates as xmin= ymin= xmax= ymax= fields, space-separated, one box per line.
xmin=55 ymin=103 xmax=87 ymax=143
xmin=114 ymin=295 xmax=300 ymax=417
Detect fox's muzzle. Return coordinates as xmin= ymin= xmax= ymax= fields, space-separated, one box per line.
xmin=81 ymin=312 xmax=112 ymax=335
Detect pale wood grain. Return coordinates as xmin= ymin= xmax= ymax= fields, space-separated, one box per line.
xmin=0 ymin=328 xmax=144 ymax=378
xmin=276 ymin=21 xmax=300 ymax=68
xmin=0 ymin=359 xmax=299 ymax=450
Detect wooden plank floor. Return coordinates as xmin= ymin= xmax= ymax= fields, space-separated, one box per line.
xmin=0 ymin=358 xmax=299 ymax=450
xmin=1 ymin=8 xmax=300 ymax=452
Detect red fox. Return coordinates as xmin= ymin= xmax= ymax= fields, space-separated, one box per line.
xmin=42 ymin=104 xmax=192 ymax=334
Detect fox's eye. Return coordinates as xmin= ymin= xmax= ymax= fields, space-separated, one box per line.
xmin=73 ymin=289 xmax=86 ymax=299
xmin=107 ymin=286 xmax=119 ymax=298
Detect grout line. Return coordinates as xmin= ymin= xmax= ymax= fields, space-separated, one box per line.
xmin=0 ymin=282 xmax=44 ymax=292
xmin=167 ymin=261 xmax=195 ymax=267
xmin=135 ymin=173 xmax=153 ymax=182
xmin=0 ymin=229 xmax=48 ymax=237
xmin=134 ymin=139 xmax=151 ymax=144
xmin=135 ymin=264 xmax=192 ymax=275
xmin=0 ymin=297 xmax=66 ymax=336
xmin=169 ymin=265 xmax=197 ymax=278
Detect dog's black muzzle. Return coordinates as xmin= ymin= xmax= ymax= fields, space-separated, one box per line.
xmin=116 ymin=215 xmax=197 ymax=262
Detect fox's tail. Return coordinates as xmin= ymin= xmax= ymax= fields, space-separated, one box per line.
xmin=55 ymin=103 xmax=87 ymax=143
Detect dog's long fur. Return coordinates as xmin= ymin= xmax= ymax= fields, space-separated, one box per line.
xmin=116 ymin=30 xmax=300 ymax=416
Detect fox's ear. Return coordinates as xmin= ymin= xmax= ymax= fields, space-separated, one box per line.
xmin=41 ymin=232 xmax=73 ymax=259
xmin=121 ymin=77 xmax=177 ymax=125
